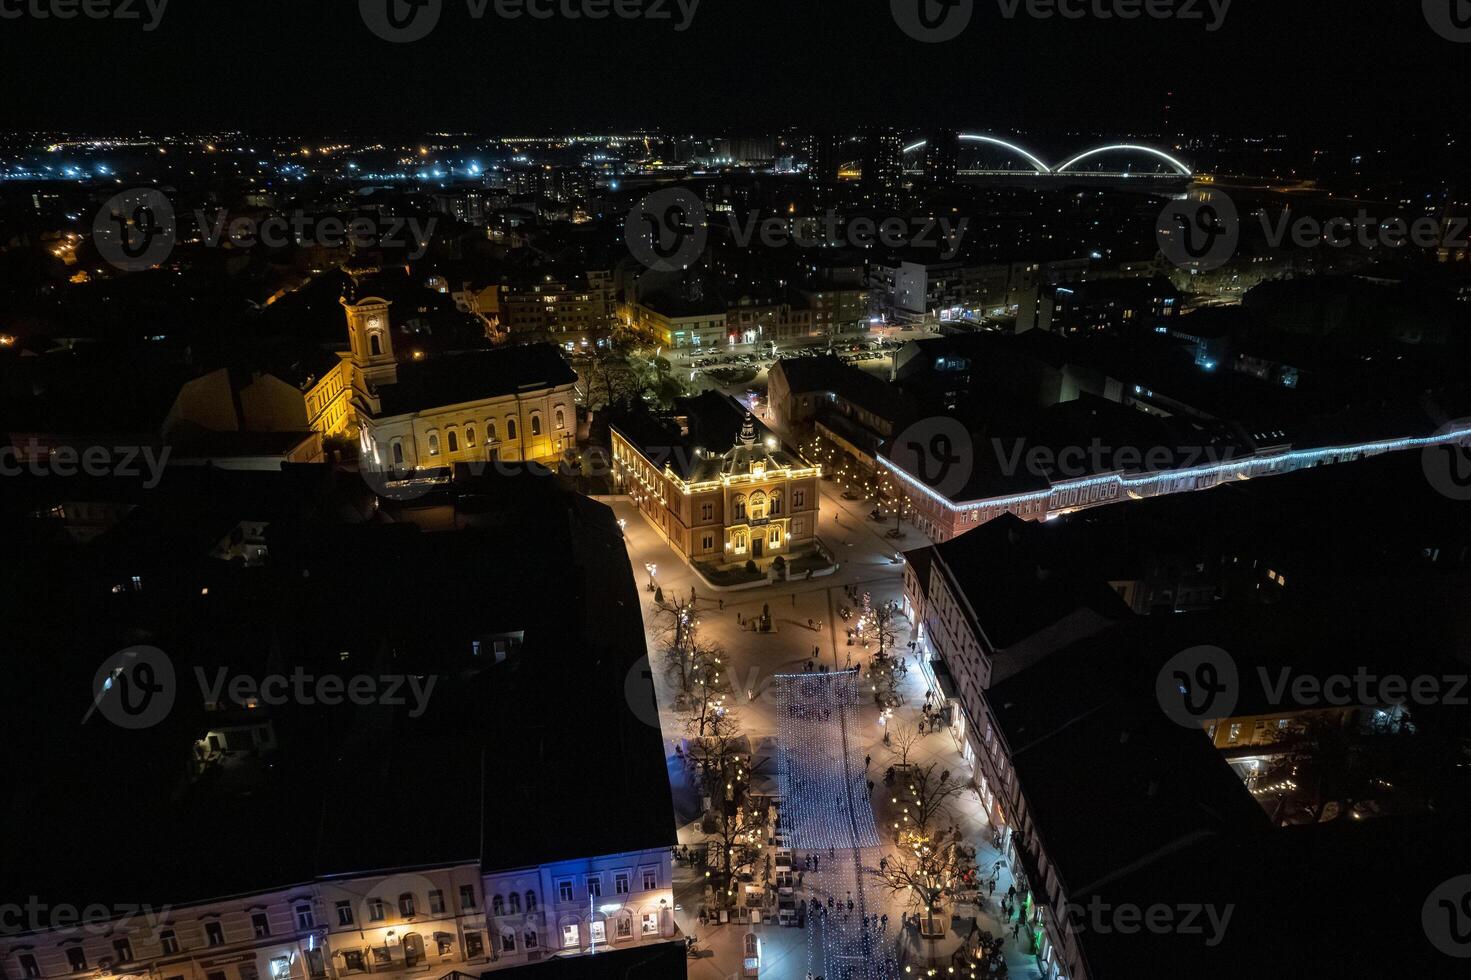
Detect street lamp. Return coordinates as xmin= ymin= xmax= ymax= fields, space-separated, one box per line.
xmin=645 ymin=562 xmax=658 ymax=592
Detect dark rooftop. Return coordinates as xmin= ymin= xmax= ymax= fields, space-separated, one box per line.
xmin=375 ymin=342 xmax=577 ymax=418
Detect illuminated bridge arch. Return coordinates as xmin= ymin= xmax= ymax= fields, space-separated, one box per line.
xmin=903 ymin=134 xmax=1052 ymax=174
xmin=1052 ymin=144 xmax=1193 ymax=176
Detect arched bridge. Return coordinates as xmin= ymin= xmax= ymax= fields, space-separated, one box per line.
xmin=902 ymin=135 xmax=1193 ymax=177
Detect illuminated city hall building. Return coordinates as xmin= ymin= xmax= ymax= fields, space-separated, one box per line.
xmin=342 ymin=264 xmax=578 ymax=476
xmin=610 ymin=392 xmax=821 ymax=567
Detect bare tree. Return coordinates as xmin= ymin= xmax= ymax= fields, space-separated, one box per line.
xmin=886 ymin=720 xmax=925 ymax=768
xmin=872 ymin=829 xmax=972 ymax=937
xmin=887 ymin=762 xmax=966 ymax=837
xmin=687 ymin=706 xmax=763 ymax=910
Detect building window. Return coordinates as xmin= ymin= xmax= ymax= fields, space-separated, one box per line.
xmin=295 ymin=904 xmax=315 ymax=930
xmin=769 ymin=527 xmax=781 ymax=547
xmin=18 ymin=957 xmax=39 ymax=980
xmin=794 ymin=490 xmax=805 ymax=508
xmin=749 ymin=492 xmax=767 ymax=519
xmin=557 ymin=879 xmax=574 ymax=903
xmin=524 ymin=930 xmax=538 ymax=951
xmin=702 ymin=533 xmax=714 ymax=551
xmin=341 ymin=952 xmax=364 ymax=973
xmin=159 ymin=931 xmax=179 ymax=955
xmin=464 ymin=933 xmax=483 ymax=959
xmin=112 ymin=940 xmax=132 ymax=964
xmin=398 ymin=893 xmax=416 ymax=917
xmin=560 ymin=924 xmax=579 ymax=949
xmin=531 ymin=414 xmax=542 ymax=437
xmin=641 ymin=913 xmax=659 ymax=936
xmin=793 ymin=518 xmax=804 ymax=536
xmin=369 ymin=334 xmax=382 ymax=356
xmin=486 ymin=420 xmax=497 ymax=442
xmin=368 ymin=898 xmax=386 ymax=922
xmin=65 ymin=950 xmax=86 ymax=975
xmin=555 ymin=407 xmax=566 ymax=430
xmin=252 ymin=913 xmax=270 ymax=938
xmin=205 ymin=922 xmax=225 ymax=947
xmin=391 ymin=440 xmax=404 ymax=466
xmin=733 ymin=496 xmax=746 ymax=519
xmin=506 ymin=418 xmax=518 ymax=440
xmin=492 ymin=895 xmax=504 ymax=917
xmin=427 ymin=432 xmax=440 ymax=456
xmin=270 ymin=958 xmax=290 ymax=980
xmin=465 ymin=425 xmax=476 ymax=448
xmin=770 ymin=492 xmax=782 ymax=515
xmin=585 ymin=875 xmax=601 ymax=898
xmin=525 ymin=890 xmax=538 ymax=913
xmin=428 ymin=890 xmax=445 ymax=915
xmin=447 ymin=430 xmax=459 ymax=453
xmin=335 ymin=902 xmax=354 ymax=927
xmin=641 ymin=868 xmax=657 ymax=891
xmin=459 ymin=886 xmax=477 ymax=910
xmin=701 ymin=503 xmax=714 ymax=521
xmin=733 ymin=532 xmax=747 ymax=554
xmin=508 ymin=892 xmax=520 ymax=914
xmin=589 ymin=921 xmax=606 ymax=945
xmin=614 ymin=872 xmax=630 ymax=895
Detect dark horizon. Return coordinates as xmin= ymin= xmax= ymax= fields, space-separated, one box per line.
xmin=3 ymin=0 xmax=1467 ymax=137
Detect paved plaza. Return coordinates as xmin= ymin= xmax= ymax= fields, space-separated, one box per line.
xmin=609 ymin=483 xmax=1047 ymax=979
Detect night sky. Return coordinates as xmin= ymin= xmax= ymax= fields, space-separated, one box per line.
xmin=2 ymin=0 xmax=1467 ymax=137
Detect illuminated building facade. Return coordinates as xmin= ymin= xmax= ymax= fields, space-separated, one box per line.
xmin=0 ymin=855 xmax=675 ymax=980
xmin=343 ymin=272 xmax=578 ymax=474
xmin=611 ymin=395 xmax=821 ymax=568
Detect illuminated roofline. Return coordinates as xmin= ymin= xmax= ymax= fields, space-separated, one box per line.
xmin=878 ymin=426 xmax=1471 ymax=514
xmin=1053 ymin=144 xmax=1193 ymax=176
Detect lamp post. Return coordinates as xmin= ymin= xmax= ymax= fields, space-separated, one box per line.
xmin=645 ymin=562 xmax=658 ymax=592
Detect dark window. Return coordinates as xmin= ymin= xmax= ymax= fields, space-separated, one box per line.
xmin=205 ymin=922 xmax=225 ymax=947
xmin=112 ymin=940 xmax=132 ymax=963
xmin=19 ymin=956 xmax=40 ymax=979
xmin=428 ymin=891 xmax=444 ymax=915
xmin=464 ymin=934 xmax=483 ymax=959
xmin=252 ymin=913 xmax=270 ymax=938
xmin=525 ymin=891 xmax=537 ymax=913
xmin=398 ymin=894 xmax=416 ymax=918
xmin=458 ymin=886 xmax=476 ymax=910
xmin=506 ymin=418 xmax=517 ymax=440
xmin=368 ymin=899 xmax=386 ymax=922
xmin=159 ymin=931 xmax=178 ymax=955
xmin=65 ymin=950 xmax=86 ymax=974
xmin=335 ymin=902 xmax=354 ymax=927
